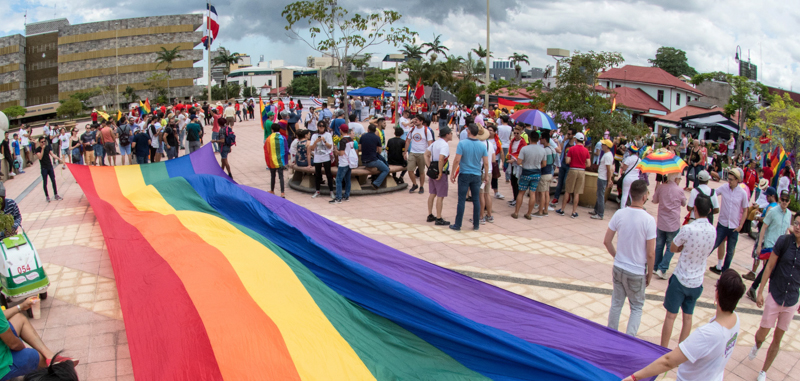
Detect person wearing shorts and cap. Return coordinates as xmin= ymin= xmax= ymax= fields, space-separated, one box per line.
xmin=556 ymin=132 xmax=590 ymax=218
xmin=425 ymin=126 xmax=453 ymax=226
xmin=709 ymin=167 xmax=750 ymax=275
xmin=749 ymin=212 xmax=800 ymax=381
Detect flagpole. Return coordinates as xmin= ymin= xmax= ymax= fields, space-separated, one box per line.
xmin=206 ymin=4 xmax=212 ymax=104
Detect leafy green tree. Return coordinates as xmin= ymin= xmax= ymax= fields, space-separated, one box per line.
xmin=212 ymin=47 xmax=240 ymax=100
xmin=122 ymin=86 xmax=140 ymax=103
xmin=70 ymin=88 xmax=102 ymax=110
xmin=155 ymin=46 xmax=184 ymax=100
xmin=57 ymin=98 xmax=83 ymax=118
xmin=471 ymin=44 xmax=492 ymax=59
xmin=689 ymin=71 xmax=729 ymax=86
xmin=282 ymin=0 xmax=416 ymax=104
xmin=509 ymin=52 xmax=530 ymax=82
xmin=364 ymin=69 xmax=393 ymax=88
xmin=400 ymin=43 xmax=423 ymax=61
xmin=648 ymin=46 xmax=697 ymax=77
xmin=350 ymin=53 xmax=372 ymax=82
xmin=145 ymin=72 xmax=169 ymax=103
xmin=1 ymin=106 xmax=26 ymax=119
xmin=421 ymin=34 xmax=449 ymax=62
xmin=242 ymin=86 xmax=258 ymax=98
xmin=725 ymin=75 xmax=769 ymax=151
xmin=757 ymin=93 xmax=800 ymax=159
xmin=287 ymin=75 xmax=329 ymax=96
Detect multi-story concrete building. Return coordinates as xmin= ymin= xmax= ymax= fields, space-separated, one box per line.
xmin=0 ymin=14 xmax=204 ymax=116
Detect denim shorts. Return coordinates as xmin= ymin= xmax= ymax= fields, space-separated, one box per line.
xmin=119 ymin=144 xmax=131 ymax=156
xmin=220 ymin=146 xmax=230 ymax=159
xmin=664 ymin=274 xmax=703 ymax=314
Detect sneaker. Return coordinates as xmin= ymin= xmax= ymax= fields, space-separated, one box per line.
xmin=511 ymin=213 xmax=519 ymax=219
xmin=469 ymin=218 xmax=486 ymax=225
xmin=311 ymin=191 xmax=320 ymax=198
xmin=427 ymin=214 xmax=436 ymax=222
xmin=746 ymin=288 xmax=757 ymax=302
xmin=343 ymin=197 xmax=350 ymax=202
xmin=419 ymin=186 xmax=424 ymax=194
xmin=508 ymin=200 xmax=517 ymax=207
xmin=749 ymin=344 xmax=760 ymax=361
xmin=371 ymin=182 xmax=379 ymax=190
xmin=329 ymin=198 xmax=341 ymax=204
xmin=555 ymin=209 xmax=565 ymax=216
xmin=524 ymin=214 xmax=532 ymax=220
xmin=590 ymin=214 xmax=604 ymax=220
xmin=435 ymin=218 xmax=450 ymax=226
xmin=409 ymin=184 xmax=418 ymax=193
xmin=45 ymin=196 xmax=51 ymax=203
xmin=709 ymin=266 xmax=722 ymax=275
xmin=495 ymin=193 xmax=505 ymax=199
xmin=486 ymin=216 xmax=494 ymax=223
xmin=588 ymin=210 xmax=597 ymax=216
xmin=757 ymin=370 xmax=767 ymax=381
xmin=531 ymin=212 xmax=544 ymax=218
xmin=54 ymin=195 xmax=63 ymax=201
xmin=743 ymin=271 xmax=756 ymax=281
xmin=655 ymin=269 xmax=668 ymax=280
xmin=18 ymin=171 xmax=24 ymax=174
xmin=571 ymin=212 xmax=579 ymax=219
xmin=449 ymin=225 xmax=461 ymax=231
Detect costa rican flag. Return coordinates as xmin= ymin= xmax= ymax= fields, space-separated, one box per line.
xmin=201 ymin=4 xmax=219 ymax=49
xmin=309 ymin=96 xmax=323 ymax=107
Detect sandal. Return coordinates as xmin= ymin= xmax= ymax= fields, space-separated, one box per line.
xmin=524 ymin=214 xmax=532 ymax=220
xmin=511 ymin=213 xmax=518 ymax=219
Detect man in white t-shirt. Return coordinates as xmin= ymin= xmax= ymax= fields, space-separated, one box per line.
xmin=604 ymin=180 xmax=656 ymax=336
xmin=398 ymin=110 xmax=412 ymax=140
xmin=687 ymin=170 xmax=720 ymax=222
xmin=623 ymin=269 xmax=744 ymax=381
xmin=659 ymin=196 xmax=716 ymax=348
xmin=425 ymin=127 xmax=453 ymax=226
xmin=405 ymin=115 xmax=434 ymax=194
xmin=590 ymin=139 xmax=614 ymax=220
xmin=347 ymin=114 xmax=365 ymax=140
xmin=496 ymin=115 xmax=513 ymax=181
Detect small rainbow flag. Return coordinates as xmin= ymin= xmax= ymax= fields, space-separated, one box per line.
xmin=259 ymin=97 xmax=269 ymax=130
xmin=264 ymin=132 xmax=288 ymax=169
xmin=144 ymin=98 xmax=152 ymax=114
xmin=67 ymin=145 xmax=668 ymax=381
xmin=770 ymin=145 xmax=788 ymax=188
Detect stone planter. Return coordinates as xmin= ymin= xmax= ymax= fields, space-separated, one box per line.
xmin=579 ymin=171 xmax=599 ymax=208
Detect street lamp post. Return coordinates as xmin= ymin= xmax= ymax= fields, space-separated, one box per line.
xmin=484 ymin=0 xmax=490 ymax=111
xmin=386 ymin=54 xmax=405 ymax=123
xmin=115 ymin=22 xmax=120 ymax=112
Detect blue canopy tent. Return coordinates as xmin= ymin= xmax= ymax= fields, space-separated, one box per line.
xmin=348 ymin=87 xmax=392 ymax=97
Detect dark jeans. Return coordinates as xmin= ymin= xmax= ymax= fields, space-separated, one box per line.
xmin=41 ymin=167 xmax=57 ymax=197
xmin=594 ymin=178 xmax=608 ymax=217
xmin=454 ymin=173 xmax=482 ymax=229
xmin=149 ymin=146 xmax=157 ymax=162
xmin=136 ymin=155 xmax=148 ymax=164
xmin=712 ymin=224 xmax=739 ymax=271
xmin=686 ymin=164 xmax=702 ymax=188
xmin=511 ymin=172 xmax=519 ymax=200
xmin=655 ymin=229 xmax=680 ymax=272
xmin=270 ymin=168 xmax=285 ymax=193
xmin=553 ymin=165 xmax=569 ymax=202
xmin=335 ymin=166 xmax=351 ymax=199
xmin=314 ymin=161 xmax=334 ymax=192
xmin=365 ymin=159 xmax=389 ymax=187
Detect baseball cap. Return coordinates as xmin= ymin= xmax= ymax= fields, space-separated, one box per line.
xmin=697 ymin=170 xmax=711 ymax=181
xmin=575 ymin=132 xmax=585 ymax=141
xmin=439 ymin=126 xmax=452 ymax=137
xmin=601 ymin=139 xmax=613 ymax=148
xmin=339 ymin=125 xmax=349 ymax=133
xmin=765 ymin=187 xmax=777 ymax=197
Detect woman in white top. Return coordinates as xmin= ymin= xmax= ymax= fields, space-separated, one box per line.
xmin=305 ymin=107 xmax=318 ymax=132
xmin=777 ymin=167 xmax=791 ymax=196
xmin=59 ymin=128 xmax=71 ymax=158
xmin=619 ymin=146 xmax=642 ymax=209
xmin=310 ymin=120 xmax=334 ymax=199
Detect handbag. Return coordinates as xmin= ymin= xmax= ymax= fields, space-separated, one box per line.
xmin=427 ymin=162 xmax=440 ymax=179
xmin=491 ymin=161 xmax=501 ymax=179
xmin=616 ymin=158 xmax=640 ymax=190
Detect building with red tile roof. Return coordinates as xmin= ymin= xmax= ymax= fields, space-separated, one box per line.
xmin=610 ymin=87 xmax=669 ymax=114
xmin=599 ymin=65 xmax=704 ymax=112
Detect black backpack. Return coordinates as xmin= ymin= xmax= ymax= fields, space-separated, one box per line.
xmin=695 ymin=187 xmax=716 ymax=223
xmin=118 ymin=125 xmax=131 ymax=146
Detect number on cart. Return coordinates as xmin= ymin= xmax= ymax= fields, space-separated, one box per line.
xmin=16 ymin=265 xmax=30 ymax=274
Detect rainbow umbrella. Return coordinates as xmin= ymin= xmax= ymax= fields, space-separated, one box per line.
xmin=637 ymin=151 xmax=687 ymax=175
xmin=512 ymin=109 xmax=556 ymax=130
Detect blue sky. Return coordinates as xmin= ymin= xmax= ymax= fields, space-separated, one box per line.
xmin=4 ymin=0 xmax=800 ymax=91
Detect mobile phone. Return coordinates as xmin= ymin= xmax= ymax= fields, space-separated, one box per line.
xmin=480 ymin=183 xmax=485 ymax=190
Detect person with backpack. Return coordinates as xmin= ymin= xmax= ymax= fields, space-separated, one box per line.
xmin=405 ymin=115 xmax=434 ymax=194
xmin=330 ymin=125 xmax=357 ymax=204
xmin=117 ymin=117 xmax=133 ymax=165
xmin=264 ymin=123 xmax=288 ymax=198
xmin=687 ymin=170 xmax=720 ymax=224
xmin=709 ymin=168 xmax=750 ymax=275
xmin=215 ymin=118 xmax=235 ymax=179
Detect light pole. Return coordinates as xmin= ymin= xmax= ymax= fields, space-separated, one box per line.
xmin=484 ymin=0 xmax=490 ymax=110
xmin=386 ymin=54 xmax=405 ymax=123
xmin=115 ymin=22 xmax=120 ymax=112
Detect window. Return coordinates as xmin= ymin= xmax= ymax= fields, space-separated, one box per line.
xmin=268 ymin=80 xmax=272 ymax=86
xmin=615 ymin=84 xmax=621 ymax=88
xmin=606 ymin=81 xmax=610 ymax=88
xmin=676 ymin=93 xmax=681 ymax=106
xmin=657 ymin=90 xmax=664 ymax=102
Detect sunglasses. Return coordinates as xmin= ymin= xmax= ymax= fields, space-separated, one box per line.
xmin=781 ymin=198 xmax=791 ymax=202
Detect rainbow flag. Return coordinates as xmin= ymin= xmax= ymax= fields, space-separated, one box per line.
xmin=259 ymin=97 xmax=269 ymax=130
xmin=770 ymin=145 xmax=788 ymax=188
xmin=498 ymin=97 xmax=530 ymax=109
xmin=264 ymin=132 xmax=288 ymax=169
xmin=144 ymin=98 xmax=152 ymax=114
xmin=68 ymin=145 xmax=667 ymax=381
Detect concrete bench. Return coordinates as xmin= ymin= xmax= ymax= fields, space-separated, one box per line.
xmin=288 ymin=163 xmax=408 ymax=195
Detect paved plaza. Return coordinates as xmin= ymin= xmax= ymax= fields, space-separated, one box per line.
xmin=8 ymin=116 xmax=800 ymax=380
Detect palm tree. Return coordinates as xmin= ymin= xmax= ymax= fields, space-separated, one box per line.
xmin=211 ymin=47 xmax=240 ymax=100
xmin=509 ymin=52 xmax=530 ymax=82
xmin=155 ymin=46 xmax=184 ymax=101
xmin=421 ymin=34 xmax=449 ymax=63
xmin=400 ymin=43 xmax=423 ymax=61
xmin=471 ymin=44 xmax=492 ymax=59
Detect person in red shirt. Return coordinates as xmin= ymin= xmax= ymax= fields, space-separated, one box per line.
xmin=160 ymin=105 xmax=167 ymax=115
xmin=211 ymin=109 xmax=222 ymax=153
xmin=557 ymin=132 xmax=591 ymax=218
xmin=763 ymin=165 xmax=774 ymax=185
xmin=278 ymin=99 xmax=285 ymax=114
xmin=744 ymin=160 xmax=758 ymax=199
xmin=289 ymin=97 xmax=296 ymax=111
xmin=235 ymin=102 xmax=242 ymax=122
xmin=421 ymin=100 xmax=428 ymax=113
xmin=91 ymin=109 xmax=98 ymax=123
xmin=373 ymin=99 xmax=382 ymax=117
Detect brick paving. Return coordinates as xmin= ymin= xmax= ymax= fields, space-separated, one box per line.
xmin=6 ymin=115 xmax=799 ymax=380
